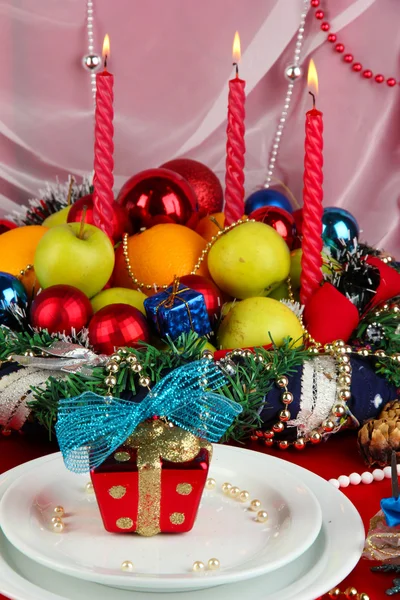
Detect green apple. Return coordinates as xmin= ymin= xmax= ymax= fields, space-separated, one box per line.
xmin=34 ymin=223 xmax=115 ymax=298
xmin=290 ymin=249 xmax=341 ymax=290
xmin=42 ymin=206 xmax=72 ymax=228
xmin=91 ymin=287 xmax=147 ymax=315
xmin=217 ymin=296 xmax=304 ymax=349
xmin=267 ymin=281 xmax=289 ymax=301
xmin=208 ymin=222 xmax=290 ymax=299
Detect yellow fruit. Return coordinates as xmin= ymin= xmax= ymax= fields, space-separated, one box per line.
xmin=0 ymin=225 xmax=48 ymax=295
xmin=290 ymin=249 xmax=341 ymax=290
xmin=196 ymin=213 xmax=225 ymax=242
xmin=113 ymin=224 xmax=209 ymax=294
xmin=217 ymin=297 xmax=304 ymax=349
xmin=208 ymin=222 xmax=290 ymax=299
xmin=91 ymin=287 xmax=147 ymax=315
xmin=42 ymin=206 xmax=71 ymax=227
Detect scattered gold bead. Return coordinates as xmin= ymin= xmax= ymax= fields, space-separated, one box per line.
xmin=339 ymin=389 xmax=352 ymax=402
xmin=110 ymin=353 xmax=122 ymax=363
xmin=54 ymin=506 xmax=64 ymax=516
xmin=338 ymin=374 xmax=351 ymax=387
xmin=239 ymin=490 xmax=250 ymax=502
xmin=207 ymin=558 xmax=220 ymax=570
xmin=85 ymin=481 xmax=94 ymax=493
xmin=126 ymin=355 xmax=138 ymax=363
xmin=278 ymin=440 xmax=289 ymax=450
xmin=328 ymin=589 xmax=341 ymax=599
xmin=105 ymin=375 xmax=117 ymax=387
xmin=339 ymin=355 xmax=350 ymax=364
xmin=357 ymin=348 xmax=369 ymax=357
xmin=256 ymin=510 xmax=268 ymax=523
xmin=272 ymin=422 xmax=284 ymax=433
xmin=276 ymin=376 xmax=289 ymax=388
xmin=52 ymin=520 xmax=65 ymax=533
xmin=333 ymin=340 xmax=345 ymax=348
xmin=51 ymin=516 xmax=62 ymax=524
xmin=249 ymin=499 xmax=261 ymax=511
xmin=106 ymin=362 xmax=120 ymax=373
xmin=359 ymin=594 xmax=370 ymax=600
xmin=205 ymin=478 xmax=216 ymax=490
xmin=138 ymin=376 xmax=151 ymax=387
xmin=131 ymin=363 xmax=143 ymax=373
xmin=192 ymin=561 xmax=205 ymax=572
xmin=222 ymin=482 xmax=232 ymax=494
xmin=323 ymin=420 xmax=334 ymax=432
xmin=121 ymin=560 xmax=134 ymax=572
xmin=229 ymin=486 xmax=240 ymax=498
xmin=344 ymin=587 xmax=358 ymax=599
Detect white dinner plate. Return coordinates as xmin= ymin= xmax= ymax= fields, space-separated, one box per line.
xmin=0 ymin=448 xmax=321 ymax=592
xmin=0 ymin=449 xmax=364 ymax=600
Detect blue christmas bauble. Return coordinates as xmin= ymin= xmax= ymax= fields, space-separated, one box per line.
xmin=0 ymin=272 xmax=28 ymax=327
xmin=245 ymin=189 xmax=293 ymax=215
xmin=322 ymin=207 xmax=359 ymax=253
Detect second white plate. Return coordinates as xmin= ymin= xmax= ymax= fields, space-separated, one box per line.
xmin=0 ymin=447 xmax=322 ymax=592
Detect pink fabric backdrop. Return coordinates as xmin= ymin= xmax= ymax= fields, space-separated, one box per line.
xmin=0 ymin=0 xmax=399 ymax=254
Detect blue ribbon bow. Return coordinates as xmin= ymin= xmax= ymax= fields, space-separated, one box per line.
xmin=56 ymin=359 xmax=242 ymax=474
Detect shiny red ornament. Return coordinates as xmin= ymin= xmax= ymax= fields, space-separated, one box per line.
xmin=0 ymin=220 xmax=17 ymax=235
xmin=31 ymin=285 xmax=92 ymax=335
xmin=375 ymin=74 xmax=384 ymax=83
xmin=179 ymin=274 xmax=223 ymax=322
xmin=311 ymin=0 xmax=320 ymax=6
xmin=315 ymin=10 xmax=324 ymax=19
xmin=352 ymin=63 xmax=362 ymax=72
xmin=335 ymin=43 xmax=345 ymax=53
xmin=344 ymin=54 xmax=354 ymax=63
xmin=249 ymin=206 xmax=296 ymax=249
xmin=88 ymin=303 xmax=150 ymax=355
xmin=160 ymin=158 xmax=223 ymax=216
xmin=321 ymin=22 xmax=330 ymax=31
xmin=67 ymin=194 xmax=132 ymax=242
xmin=387 ymin=78 xmax=397 ymax=87
xmin=117 ymin=168 xmax=198 ymax=234
xmin=327 ymin=33 xmax=337 ymax=43
xmin=363 ymin=70 xmax=373 ymax=79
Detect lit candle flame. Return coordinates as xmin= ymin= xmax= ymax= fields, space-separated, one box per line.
xmin=307 ymin=59 xmax=318 ymax=96
xmin=102 ymin=34 xmax=110 ymax=60
xmin=232 ymin=31 xmax=241 ymax=63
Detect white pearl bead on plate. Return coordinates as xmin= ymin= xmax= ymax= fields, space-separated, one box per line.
xmin=349 ymin=473 xmax=362 ymax=485
xmin=256 ymin=510 xmax=269 ymax=523
xmin=192 ymin=561 xmax=205 ymax=573
xmin=337 ymin=475 xmax=350 ymax=488
xmin=54 ymin=506 xmax=64 ymax=516
xmin=372 ymin=468 xmax=385 ymax=482
xmin=208 ymin=558 xmax=220 ymax=571
xmin=239 ymin=490 xmax=250 ymax=503
xmin=205 ymin=478 xmax=216 ymax=490
xmin=222 ymin=482 xmax=232 ymax=494
xmin=249 ymin=499 xmax=262 ymax=511
xmin=121 ymin=561 xmax=134 ymax=572
xmin=361 ymin=472 xmax=374 ymax=484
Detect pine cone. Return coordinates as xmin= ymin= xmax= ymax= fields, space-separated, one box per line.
xmin=358 ymin=400 xmax=400 ymax=467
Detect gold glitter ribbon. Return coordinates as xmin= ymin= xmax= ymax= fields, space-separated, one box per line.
xmin=126 ymin=420 xmax=212 ymax=536
xmin=154 ymin=278 xmax=194 ymax=334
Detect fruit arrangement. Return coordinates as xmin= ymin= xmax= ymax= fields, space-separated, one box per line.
xmin=1 ymin=163 xmax=400 ymax=454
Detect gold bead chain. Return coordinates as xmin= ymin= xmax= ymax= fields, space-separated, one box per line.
xmin=122 ymin=219 xmax=253 ymax=291
xmin=17 ymin=264 xmax=34 ymax=280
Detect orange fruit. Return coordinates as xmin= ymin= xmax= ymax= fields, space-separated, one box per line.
xmin=113 ymin=224 xmax=209 ymax=294
xmin=196 ymin=212 xmax=225 ymax=242
xmin=0 ymin=225 xmax=48 ymax=296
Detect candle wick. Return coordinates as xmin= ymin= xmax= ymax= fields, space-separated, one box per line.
xmin=233 ymin=62 xmax=239 ymax=78
xmin=309 ymin=91 xmax=316 ymax=108
xmin=104 ymin=54 xmax=108 ymax=70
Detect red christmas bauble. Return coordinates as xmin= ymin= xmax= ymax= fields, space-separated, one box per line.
xmin=0 ymin=220 xmax=17 ymax=235
xmin=179 ymin=274 xmax=223 ymax=321
xmin=31 ymin=285 xmax=92 ymax=335
xmin=67 ymin=194 xmax=132 ymax=242
xmin=160 ymin=158 xmax=223 ymax=217
xmin=249 ymin=206 xmax=296 ymax=249
xmin=88 ymin=303 xmax=150 ymax=355
xmin=117 ymin=168 xmax=198 ymax=233
xmin=292 ymin=208 xmax=303 ymax=236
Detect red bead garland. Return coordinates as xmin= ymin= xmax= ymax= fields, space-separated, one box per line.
xmin=314 ymin=4 xmax=398 ymax=87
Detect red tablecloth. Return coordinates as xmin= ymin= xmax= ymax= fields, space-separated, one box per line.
xmin=0 ymin=431 xmax=396 ymax=600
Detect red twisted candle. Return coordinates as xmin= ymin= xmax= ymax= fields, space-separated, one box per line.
xmin=300 ymin=60 xmax=324 ymax=306
xmin=93 ymin=35 xmax=114 ymax=240
xmin=224 ymin=32 xmax=246 ymax=226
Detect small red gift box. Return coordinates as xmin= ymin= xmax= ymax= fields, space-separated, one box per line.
xmin=91 ymin=420 xmax=212 ymax=536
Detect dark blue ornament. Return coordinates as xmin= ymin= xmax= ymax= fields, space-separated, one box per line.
xmin=0 ymin=272 xmax=28 ymax=327
xmin=245 ymin=189 xmax=293 ymax=215
xmin=322 ymin=207 xmax=359 ymax=254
